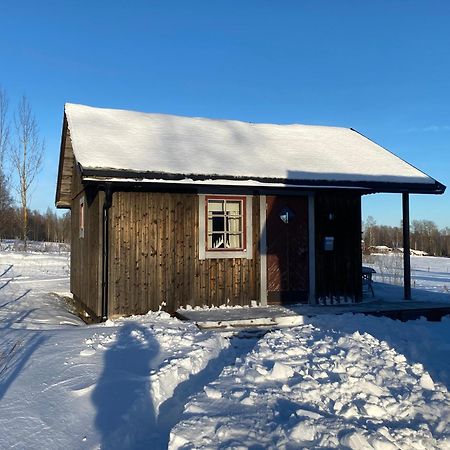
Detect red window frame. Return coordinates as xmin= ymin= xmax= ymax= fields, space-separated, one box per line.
xmin=205 ymin=195 xmax=247 ymax=252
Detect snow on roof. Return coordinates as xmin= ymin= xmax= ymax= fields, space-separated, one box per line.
xmin=64 ymin=103 xmax=436 ymax=187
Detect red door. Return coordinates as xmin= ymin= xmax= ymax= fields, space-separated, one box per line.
xmin=266 ymin=196 xmax=309 ymax=304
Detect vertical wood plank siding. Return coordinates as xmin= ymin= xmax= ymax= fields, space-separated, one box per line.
xmin=314 ymin=191 xmax=362 ymax=302
xmin=108 ymin=192 xmax=260 ymax=315
xmin=70 ymin=167 xmax=103 ymax=316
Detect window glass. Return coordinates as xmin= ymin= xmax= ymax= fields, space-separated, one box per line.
xmin=206 ymin=197 xmax=244 ymax=250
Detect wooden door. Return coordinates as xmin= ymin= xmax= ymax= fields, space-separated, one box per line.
xmin=266 ymin=195 xmax=309 ymax=304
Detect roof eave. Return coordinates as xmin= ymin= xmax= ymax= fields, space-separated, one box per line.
xmin=79 ymin=168 xmax=446 ymax=195
xmin=56 ymin=200 xmax=71 ymax=209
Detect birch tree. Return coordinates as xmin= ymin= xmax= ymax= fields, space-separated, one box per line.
xmin=10 ymin=96 xmax=44 ymax=249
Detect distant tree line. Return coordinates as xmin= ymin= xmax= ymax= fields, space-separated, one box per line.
xmin=363 ymin=216 xmax=450 ymax=257
xmin=1 ymin=158 xmax=70 ymax=242
xmin=0 ymin=203 xmax=71 ymax=243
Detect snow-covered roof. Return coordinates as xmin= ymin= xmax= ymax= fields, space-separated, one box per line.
xmin=56 ymin=103 xmax=445 ymax=207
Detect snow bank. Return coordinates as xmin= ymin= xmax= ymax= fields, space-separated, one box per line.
xmin=170 ymin=319 xmax=450 ymax=449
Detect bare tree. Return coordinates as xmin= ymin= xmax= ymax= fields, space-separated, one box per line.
xmin=10 ymin=96 xmax=44 ymax=249
xmin=0 ymin=87 xmax=14 ymax=239
xmin=0 ymin=86 xmax=9 ymax=171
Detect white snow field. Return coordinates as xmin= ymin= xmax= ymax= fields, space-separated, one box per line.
xmin=0 ymin=248 xmax=450 ymax=449
xmin=367 ymin=254 xmax=450 ymax=296
xmin=0 ymin=248 xmax=229 ymax=449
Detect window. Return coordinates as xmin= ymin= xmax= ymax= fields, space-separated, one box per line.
xmin=79 ymin=196 xmax=85 ymax=238
xmin=206 ymin=197 xmax=245 ymax=250
xmin=199 ymin=195 xmax=252 ymax=259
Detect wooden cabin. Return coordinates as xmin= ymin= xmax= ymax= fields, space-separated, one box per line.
xmin=55 ymin=104 xmax=445 ymax=320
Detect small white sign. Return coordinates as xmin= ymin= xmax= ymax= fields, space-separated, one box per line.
xmin=324 ymin=236 xmax=334 ymax=251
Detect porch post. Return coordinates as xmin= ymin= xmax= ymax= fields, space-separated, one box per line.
xmin=308 ymin=194 xmax=316 ymax=304
xmin=259 ymin=195 xmax=268 ymax=306
xmin=402 ymin=193 xmax=411 ymax=300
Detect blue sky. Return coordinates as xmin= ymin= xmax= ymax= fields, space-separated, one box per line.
xmin=1 ymin=1 xmax=449 ymax=227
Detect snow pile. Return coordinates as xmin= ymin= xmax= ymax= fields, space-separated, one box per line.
xmin=170 ymin=322 xmax=450 ymax=449
xmin=101 ymin=313 xmax=230 ymax=415
xmin=312 ymin=313 xmax=450 ymax=392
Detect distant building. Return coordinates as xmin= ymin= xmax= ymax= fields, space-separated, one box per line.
xmin=369 ymin=245 xmax=393 ymax=254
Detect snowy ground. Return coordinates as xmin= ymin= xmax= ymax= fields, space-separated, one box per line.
xmin=366 ymin=254 xmax=450 ymax=296
xmin=170 ymin=316 xmax=450 ymax=449
xmin=1 ymin=249 xmax=450 ymax=449
xmin=0 ymin=250 xmax=229 ymax=449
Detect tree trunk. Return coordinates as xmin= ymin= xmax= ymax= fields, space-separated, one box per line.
xmin=23 ymin=203 xmax=27 ymax=250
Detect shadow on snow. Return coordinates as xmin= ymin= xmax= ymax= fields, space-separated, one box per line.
xmin=91 ymin=324 xmax=262 ymax=449
xmin=0 ymin=332 xmax=47 ymax=401
xmin=91 ymin=322 xmax=159 ymax=449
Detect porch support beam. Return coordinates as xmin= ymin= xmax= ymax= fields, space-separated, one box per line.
xmin=308 ymin=194 xmax=316 ymax=304
xmin=402 ymin=193 xmax=411 ymax=300
xmin=259 ymin=195 xmax=268 ymax=306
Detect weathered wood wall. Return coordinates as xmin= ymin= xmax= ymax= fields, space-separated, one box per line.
xmin=70 ymin=166 xmax=103 ymax=317
xmin=69 ymin=184 xmax=363 ymax=318
xmin=108 ymin=191 xmax=260 ymax=315
xmin=315 ymin=191 xmax=362 ymax=302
